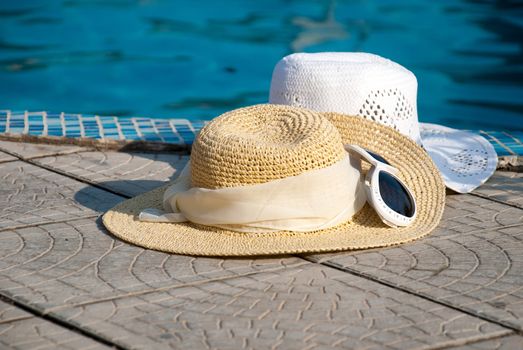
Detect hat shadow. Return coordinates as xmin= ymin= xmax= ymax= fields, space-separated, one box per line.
xmin=71 ymin=162 xmax=293 ymax=259
xmin=73 ymin=179 xmax=168 ymax=212
xmin=73 ymin=150 xmax=189 ymax=212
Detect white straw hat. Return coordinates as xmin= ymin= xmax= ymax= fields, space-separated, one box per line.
xmin=269 ymin=52 xmax=497 ymax=193
xmin=103 ymin=104 xmax=445 ymax=256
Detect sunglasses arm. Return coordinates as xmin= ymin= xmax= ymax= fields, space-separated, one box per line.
xmin=345 ymin=144 xmax=401 ymax=175
xmin=378 ymin=162 xmax=400 ymax=176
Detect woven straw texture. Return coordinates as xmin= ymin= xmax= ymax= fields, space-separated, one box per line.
xmin=190 ymin=104 xmax=345 ymax=189
xmin=103 ymin=104 xmax=445 ymax=256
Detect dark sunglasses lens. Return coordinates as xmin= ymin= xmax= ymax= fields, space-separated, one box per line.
xmin=378 ymin=171 xmax=415 ymax=218
xmin=366 ymin=150 xmax=390 ymax=165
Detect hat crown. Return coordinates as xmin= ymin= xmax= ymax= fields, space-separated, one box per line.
xmin=269 ymin=52 xmax=422 ymax=145
xmin=190 ymin=104 xmax=346 ymax=189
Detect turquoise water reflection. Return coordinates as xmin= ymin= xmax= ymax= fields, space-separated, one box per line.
xmin=0 ymin=0 xmax=521 ymax=130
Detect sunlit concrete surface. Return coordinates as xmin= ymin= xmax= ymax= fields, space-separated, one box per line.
xmin=0 ymin=140 xmax=522 ymax=350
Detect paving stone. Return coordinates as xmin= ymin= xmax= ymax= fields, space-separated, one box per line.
xmin=0 ymin=300 xmax=32 ymax=324
xmin=450 ymin=335 xmax=523 ymax=349
xmin=1 ymin=292 xmax=107 ymax=349
xmin=0 ymin=140 xmax=88 ymax=160
xmin=34 ymin=151 xmax=189 ymax=197
xmin=305 ymin=194 xmax=523 ymax=331
xmin=473 ymin=171 xmax=523 ymax=209
xmin=0 ymin=315 xmax=110 ymax=349
xmin=0 ymin=218 xmax=305 ymax=310
xmin=0 ymin=151 xmax=16 ymax=163
xmin=0 ymin=161 xmax=123 ymax=230
xmin=0 ymin=146 xmax=521 ymax=348
xmin=49 ymin=264 xmax=511 ymax=350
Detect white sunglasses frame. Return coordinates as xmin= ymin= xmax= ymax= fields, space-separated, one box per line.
xmin=346 ymin=145 xmax=417 ymax=227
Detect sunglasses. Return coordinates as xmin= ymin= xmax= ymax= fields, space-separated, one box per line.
xmin=346 ymin=145 xmax=417 ymax=227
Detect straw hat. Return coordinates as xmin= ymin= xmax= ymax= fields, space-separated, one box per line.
xmin=103 ymin=104 xmax=445 ymax=256
xmin=269 ymin=52 xmax=497 ymax=193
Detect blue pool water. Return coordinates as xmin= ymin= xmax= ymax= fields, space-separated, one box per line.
xmin=0 ymin=0 xmax=522 ymax=130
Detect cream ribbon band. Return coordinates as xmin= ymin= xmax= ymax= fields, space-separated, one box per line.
xmin=139 ymin=154 xmax=366 ymax=233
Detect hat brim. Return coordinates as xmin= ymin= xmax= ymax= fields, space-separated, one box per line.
xmin=103 ymin=114 xmax=445 ymax=256
xmin=419 ymin=123 xmax=498 ymax=194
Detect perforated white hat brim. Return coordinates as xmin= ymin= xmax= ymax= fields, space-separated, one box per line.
xmin=420 ymin=123 xmax=497 ymax=193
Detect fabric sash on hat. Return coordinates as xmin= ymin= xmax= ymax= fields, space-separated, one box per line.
xmin=139 ymin=153 xmax=366 ymax=233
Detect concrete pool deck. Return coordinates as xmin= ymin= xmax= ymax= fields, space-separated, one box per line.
xmin=0 ymin=139 xmax=522 ymax=349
